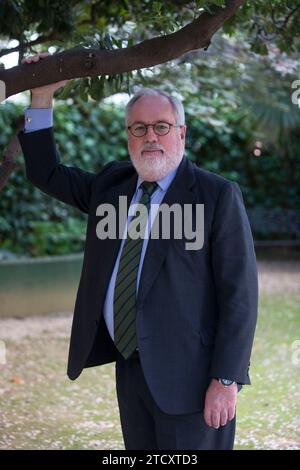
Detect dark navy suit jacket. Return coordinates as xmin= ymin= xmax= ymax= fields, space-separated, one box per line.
xmin=18 ymin=127 xmax=258 ymax=414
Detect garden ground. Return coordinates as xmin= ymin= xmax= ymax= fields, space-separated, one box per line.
xmin=0 ymin=259 xmax=299 ymax=450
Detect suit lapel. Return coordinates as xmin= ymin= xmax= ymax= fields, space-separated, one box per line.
xmin=93 ymin=167 xmax=138 ymax=302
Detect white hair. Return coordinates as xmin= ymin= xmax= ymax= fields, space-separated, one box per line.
xmin=125 ymin=87 xmax=185 ymax=126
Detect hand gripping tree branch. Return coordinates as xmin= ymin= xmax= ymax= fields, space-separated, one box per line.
xmin=0 ymin=0 xmax=245 ymax=191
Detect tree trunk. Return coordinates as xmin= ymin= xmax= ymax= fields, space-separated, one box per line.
xmin=0 ymin=117 xmax=23 ymax=191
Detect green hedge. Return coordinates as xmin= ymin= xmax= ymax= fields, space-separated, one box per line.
xmin=0 ymin=100 xmax=299 ymax=257
xmin=0 ymin=101 xmax=128 ymax=256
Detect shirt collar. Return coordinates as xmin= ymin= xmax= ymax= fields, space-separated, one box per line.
xmin=136 ymin=161 xmax=180 ymax=193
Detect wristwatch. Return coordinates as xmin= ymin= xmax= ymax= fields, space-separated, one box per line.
xmin=218 ymin=378 xmax=236 ymax=387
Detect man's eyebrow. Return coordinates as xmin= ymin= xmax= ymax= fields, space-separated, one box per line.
xmin=131 ymin=120 xmax=171 ymax=124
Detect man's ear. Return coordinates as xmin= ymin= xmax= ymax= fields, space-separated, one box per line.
xmin=180 ymin=125 xmax=187 ymax=140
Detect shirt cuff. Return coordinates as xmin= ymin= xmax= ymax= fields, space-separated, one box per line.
xmin=24 ymin=108 xmax=53 ymax=133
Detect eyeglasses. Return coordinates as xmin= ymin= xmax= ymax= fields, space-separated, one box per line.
xmin=127 ymin=121 xmax=182 ymax=137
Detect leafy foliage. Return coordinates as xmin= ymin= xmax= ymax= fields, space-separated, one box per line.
xmin=0 ymin=90 xmax=299 ymax=256
xmin=1 ymin=1 xmax=299 ymax=254
xmin=1 ymin=0 xmax=300 ymax=63
xmin=0 ymin=100 xmax=128 ymax=256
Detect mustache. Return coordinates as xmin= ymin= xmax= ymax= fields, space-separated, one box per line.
xmin=141 ymin=145 xmax=164 ymax=152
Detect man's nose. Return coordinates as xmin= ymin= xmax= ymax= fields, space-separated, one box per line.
xmin=144 ymin=125 xmax=158 ymax=142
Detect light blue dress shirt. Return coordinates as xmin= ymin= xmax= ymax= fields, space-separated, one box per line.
xmin=24 ymin=108 xmax=180 ymax=348
xmin=24 ymin=108 xmax=53 ymax=132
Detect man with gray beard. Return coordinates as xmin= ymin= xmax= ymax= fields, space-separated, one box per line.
xmin=18 ymin=52 xmax=258 ymax=450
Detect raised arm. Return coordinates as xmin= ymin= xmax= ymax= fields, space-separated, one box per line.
xmin=18 ymin=52 xmax=95 ymax=214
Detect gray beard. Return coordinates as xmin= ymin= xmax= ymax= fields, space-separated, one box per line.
xmin=130 ymin=150 xmax=183 ymax=181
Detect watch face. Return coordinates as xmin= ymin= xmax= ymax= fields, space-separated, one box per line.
xmin=220 ymin=379 xmax=234 ymax=386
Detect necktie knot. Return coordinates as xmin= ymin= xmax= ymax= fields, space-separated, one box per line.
xmin=140 ymin=181 xmax=158 ymax=198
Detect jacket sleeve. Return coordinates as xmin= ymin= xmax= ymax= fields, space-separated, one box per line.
xmin=18 ymin=127 xmax=97 ymax=214
xmin=209 ymin=181 xmax=259 ymax=384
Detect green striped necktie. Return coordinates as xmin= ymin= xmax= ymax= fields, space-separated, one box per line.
xmin=113 ymin=181 xmax=158 ymax=359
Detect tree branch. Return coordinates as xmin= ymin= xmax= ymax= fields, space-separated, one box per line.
xmin=0 ymin=117 xmax=23 ymax=191
xmin=0 ymin=32 xmax=57 ymax=59
xmin=258 ymin=3 xmax=300 ymax=43
xmin=0 ymin=0 xmax=245 ymax=100
xmin=273 ymin=4 xmax=300 ymax=31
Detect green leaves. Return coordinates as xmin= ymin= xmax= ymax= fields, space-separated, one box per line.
xmin=0 ymin=100 xmax=128 ymax=256
xmin=202 ymin=1 xmax=226 ymax=14
xmin=78 ymin=31 xmax=122 ymax=51
xmin=54 ymin=78 xmax=79 ymax=100
xmin=89 ymin=76 xmax=104 ymax=101
xmin=55 ymin=71 xmax=133 ymax=103
xmin=250 ymin=40 xmax=268 ymax=55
